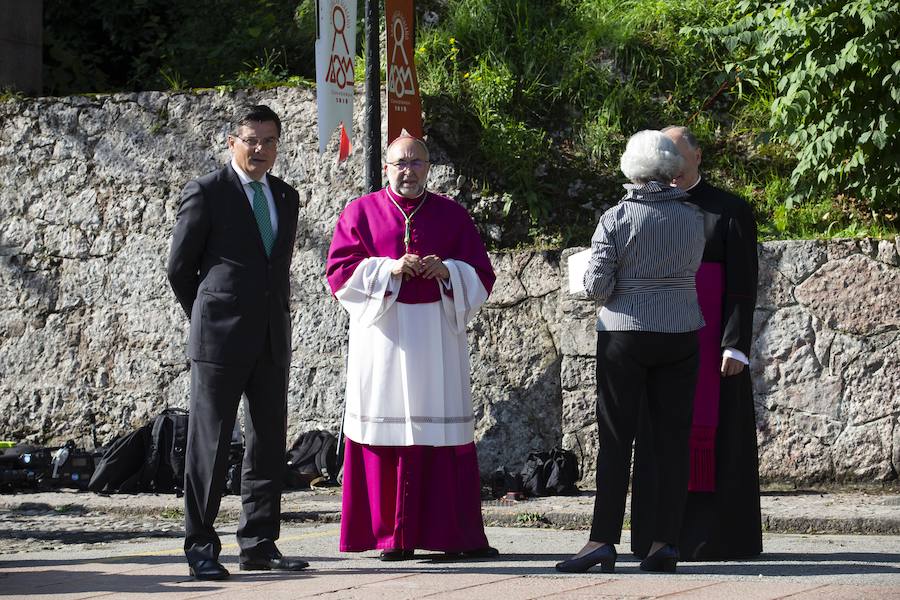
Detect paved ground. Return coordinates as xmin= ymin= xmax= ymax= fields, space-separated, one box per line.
xmin=1 ymin=488 xmax=899 ymax=598
xmin=3 ymin=524 xmax=900 ymax=599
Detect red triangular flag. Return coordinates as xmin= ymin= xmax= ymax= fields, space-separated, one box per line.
xmin=338 ymin=122 xmax=352 ymax=162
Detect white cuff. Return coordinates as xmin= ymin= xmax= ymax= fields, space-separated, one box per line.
xmin=723 ymin=347 xmax=749 ymax=365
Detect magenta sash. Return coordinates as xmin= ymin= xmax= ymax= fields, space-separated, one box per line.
xmin=689 ymin=262 xmax=724 ymax=492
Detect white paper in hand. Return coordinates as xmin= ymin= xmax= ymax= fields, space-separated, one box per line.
xmin=568 ymin=249 xmax=591 ymax=294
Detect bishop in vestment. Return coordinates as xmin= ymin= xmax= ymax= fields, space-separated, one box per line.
xmin=326 ymin=135 xmax=498 ymax=560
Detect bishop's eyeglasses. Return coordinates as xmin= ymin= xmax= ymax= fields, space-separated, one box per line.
xmin=387 ymin=159 xmax=429 ymax=170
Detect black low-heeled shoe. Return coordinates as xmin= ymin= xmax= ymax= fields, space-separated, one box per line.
xmin=639 ymin=544 xmax=679 ymax=573
xmin=555 ymin=543 xmax=617 ymax=573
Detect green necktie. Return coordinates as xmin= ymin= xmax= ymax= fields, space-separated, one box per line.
xmin=249 ymin=180 xmax=275 ymax=256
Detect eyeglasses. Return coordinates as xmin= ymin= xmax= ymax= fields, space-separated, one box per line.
xmin=233 ymin=135 xmax=279 ymax=149
xmin=387 ymin=159 xmax=429 ymax=170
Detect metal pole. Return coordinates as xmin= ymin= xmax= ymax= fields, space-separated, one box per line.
xmin=363 ymin=0 xmax=382 ymax=193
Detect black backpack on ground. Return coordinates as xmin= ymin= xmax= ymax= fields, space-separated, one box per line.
xmin=88 ymin=424 xmax=153 ymax=493
xmin=520 ymin=447 xmax=581 ymax=497
xmin=489 ymin=466 xmax=524 ymax=499
xmin=284 ymin=430 xmax=339 ymax=488
xmin=142 ymin=408 xmax=189 ymax=494
xmin=89 ymin=408 xmax=189 ymax=494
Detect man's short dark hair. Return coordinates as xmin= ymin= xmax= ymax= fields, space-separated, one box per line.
xmin=662 ymin=125 xmax=699 ymax=150
xmin=233 ymin=104 xmax=282 ymax=137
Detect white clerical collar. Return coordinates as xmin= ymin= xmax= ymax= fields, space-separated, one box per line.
xmin=684 ymin=174 xmax=702 ymax=192
xmin=231 ymin=158 xmax=270 ymax=190
xmin=386 ymin=185 xmax=426 ymax=203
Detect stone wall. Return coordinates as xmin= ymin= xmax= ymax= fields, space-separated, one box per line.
xmin=559 ymin=241 xmax=900 ymax=486
xmin=1 ymin=88 xmax=897 ymax=485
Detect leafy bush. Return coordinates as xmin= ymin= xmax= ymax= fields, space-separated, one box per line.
xmin=416 ymin=0 xmax=745 ymax=243
xmin=699 ymin=0 xmax=900 ymax=212
xmin=36 ymin=0 xmax=897 ymax=243
xmin=43 ymin=0 xmax=316 ymax=94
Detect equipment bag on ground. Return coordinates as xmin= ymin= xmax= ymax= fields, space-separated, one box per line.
xmin=284 ymin=430 xmax=339 ymax=488
xmin=142 ymin=408 xmax=189 ymax=494
xmin=89 ymin=408 xmax=188 ymax=494
xmin=520 ymin=447 xmax=581 ymax=497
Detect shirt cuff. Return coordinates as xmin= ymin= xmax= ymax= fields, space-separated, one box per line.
xmin=723 ymin=347 xmax=749 ymax=365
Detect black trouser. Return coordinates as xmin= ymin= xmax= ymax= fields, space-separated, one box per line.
xmin=589 ymin=330 xmax=698 ymax=545
xmin=183 ymin=343 xmax=288 ymax=564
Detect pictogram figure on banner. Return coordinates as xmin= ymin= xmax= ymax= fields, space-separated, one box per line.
xmin=385 ymin=0 xmax=423 ymax=143
xmin=316 ymin=0 xmax=356 ymax=160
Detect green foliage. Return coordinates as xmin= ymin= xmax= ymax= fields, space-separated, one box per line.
xmin=222 ymin=50 xmax=312 ymax=90
xmin=698 ymin=0 xmax=900 ymax=212
xmin=0 ymin=87 xmax=25 ymax=102
xmin=159 ymin=507 xmax=184 ymax=520
xmin=36 ymin=0 xmax=897 ymax=243
xmin=514 ymin=511 xmax=550 ymax=526
xmin=416 ymin=0 xmax=746 ymax=244
xmin=43 ymin=0 xmax=316 ymax=94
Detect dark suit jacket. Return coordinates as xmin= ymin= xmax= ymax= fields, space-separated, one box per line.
xmin=167 ymin=164 xmax=300 ymax=367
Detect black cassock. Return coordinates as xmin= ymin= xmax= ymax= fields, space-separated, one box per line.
xmin=630 ymin=179 xmax=762 ymax=560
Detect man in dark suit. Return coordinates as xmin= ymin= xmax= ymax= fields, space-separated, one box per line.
xmin=167 ymin=104 xmax=307 ymax=580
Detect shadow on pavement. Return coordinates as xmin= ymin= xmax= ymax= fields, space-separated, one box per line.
xmin=1 ymin=551 xmax=898 ymax=589
xmin=1 ymin=555 xmax=188 ymax=567
xmin=1 ymin=571 xmax=221 ymax=596
xmin=0 ymin=561 xmax=313 ymax=596
xmin=0 ymin=529 xmax=180 ymax=545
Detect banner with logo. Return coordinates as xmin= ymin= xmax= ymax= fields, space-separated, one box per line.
xmin=385 ymin=0 xmax=423 ymax=143
xmin=316 ymin=0 xmax=356 ymax=160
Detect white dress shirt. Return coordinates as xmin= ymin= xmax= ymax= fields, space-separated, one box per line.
xmin=231 ymin=158 xmax=279 ymax=237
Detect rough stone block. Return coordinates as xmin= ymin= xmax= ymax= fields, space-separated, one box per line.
xmin=0 ymin=89 xmax=897 ymax=486
xmin=840 ymin=335 xmax=900 ymax=425
xmin=761 ymin=239 xmax=827 ymax=283
xmin=796 ymin=254 xmax=900 ymax=336
xmin=832 ymin=418 xmax=896 ymax=481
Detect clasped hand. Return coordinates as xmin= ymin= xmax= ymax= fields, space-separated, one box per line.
xmin=391 ymin=253 xmax=450 ymax=280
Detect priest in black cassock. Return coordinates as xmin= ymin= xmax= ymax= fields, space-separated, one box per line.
xmin=630 ymin=126 xmax=762 ymax=561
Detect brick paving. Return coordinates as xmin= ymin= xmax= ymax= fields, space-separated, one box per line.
xmin=1 ymin=488 xmax=899 ymax=598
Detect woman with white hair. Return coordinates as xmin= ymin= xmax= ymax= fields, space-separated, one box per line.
xmin=556 ymin=130 xmax=706 ymax=574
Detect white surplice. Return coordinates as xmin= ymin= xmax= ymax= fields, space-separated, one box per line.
xmin=335 ymin=257 xmax=489 ymax=447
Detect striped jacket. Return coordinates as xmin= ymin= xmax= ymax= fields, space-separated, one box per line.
xmin=584 ymin=181 xmax=706 ymax=333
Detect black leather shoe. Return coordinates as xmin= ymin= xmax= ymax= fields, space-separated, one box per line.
xmin=189 ymin=559 xmax=230 ymax=580
xmin=240 ymin=550 xmax=309 ymax=571
xmin=379 ymin=549 xmax=415 ymax=561
xmin=555 ymin=544 xmax=617 ymax=574
xmin=639 ymin=544 xmax=679 ymax=573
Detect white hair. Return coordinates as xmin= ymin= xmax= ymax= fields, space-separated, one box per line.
xmin=619 ymin=130 xmax=684 ymax=184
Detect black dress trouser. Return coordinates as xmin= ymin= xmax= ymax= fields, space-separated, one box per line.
xmin=183 ymin=338 xmax=288 ymax=564
xmin=589 ymin=330 xmax=699 ymax=545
